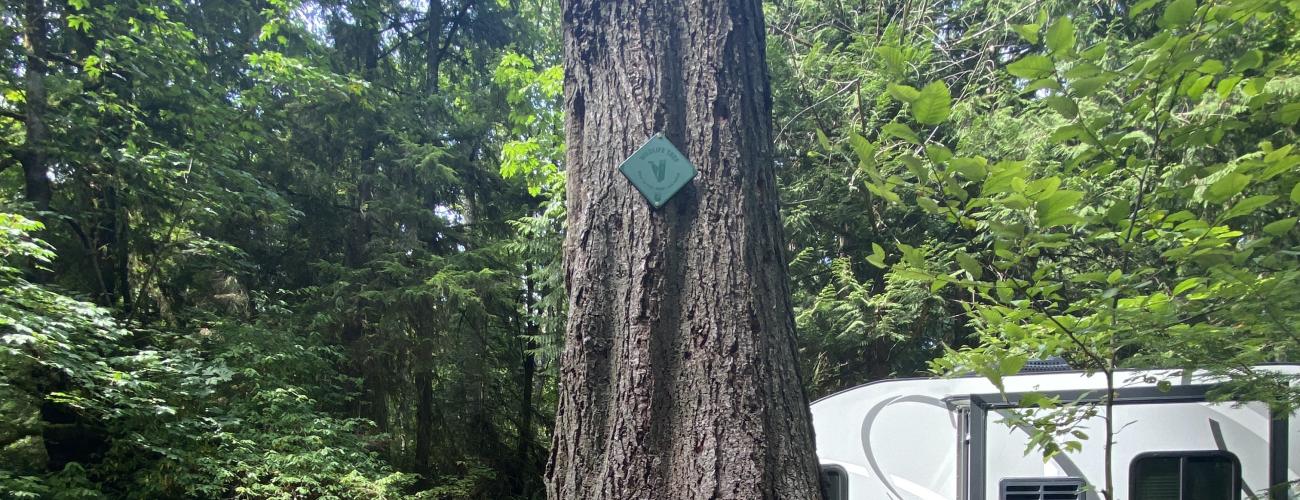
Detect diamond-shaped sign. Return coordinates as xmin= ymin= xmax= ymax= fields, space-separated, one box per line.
xmin=619 ymin=134 xmax=697 ymax=208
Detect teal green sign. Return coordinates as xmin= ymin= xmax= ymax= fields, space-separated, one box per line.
xmin=619 ymin=134 xmax=697 ymax=208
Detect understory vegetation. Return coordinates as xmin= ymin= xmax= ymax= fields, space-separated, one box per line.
xmin=2 ymin=0 xmax=1297 ymax=497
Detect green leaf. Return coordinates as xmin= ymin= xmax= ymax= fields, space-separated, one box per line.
xmin=1070 ymin=76 xmax=1111 ymax=97
xmin=1186 ymin=74 xmax=1213 ymax=100
xmin=1161 ymin=0 xmax=1196 ymax=26
xmin=876 ymin=46 xmax=906 ymax=76
xmin=949 ymin=157 xmax=988 ymax=180
xmin=1046 ymin=17 xmax=1075 ymax=55
xmin=1065 ymin=63 xmax=1102 ymax=80
xmin=1216 ymin=77 xmax=1243 ymax=100
xmin=882 ymin=122 xmax=921 ymax=144
xmin=1130 ymin=0 xmax=1161 ymax=17
xmin=1105 ymin=199 xmax=1131 ymax=224
xmin=1000 ymin=354 xmax=1029 ymax=377
xmin=897 ymin=242 xmax=924 ymax=266
xmin=1080 ymin=42 xmax=1108 ymax=60
xmin=1049 ymin=125 xmax=1084 ymax=143
xmin=887 ymin=83 xmax=921 ymax=103
xmin=1037 ymin=190 xmax=1085 ymax=227
xmin=1263 ymin=217 xmax=1297 ymax=236
xmin=912 ymin=81 xmax=952 ymax=125
xmin=1196 ymin=59 xmax=1224 ymax=74
xmin=1008 ymin=55 xmax=1055 ymax=79
xmin=900 ymin=153 xmax=927 ymax=178
xmin=1013 ymin=23 xmax=1040 ymax=44
xmin=1292 ymin=182 xmax=1300 ymax=204
xmin=867 ymin=179 xmax=903 ymax=203
xmin=67 ymin=15 xmax=92 ymax=32
xmin=867 ymin=243 xmax=887 ymax=268
xmin=849 ymin=133 xmax=876 ymax=165
xmin=956 ymin=252 xmax=983 ymax=279
xmin=1233 ymin=50 xmax=1263 ymax=72
xmin=926 ymin=144 xmax=953 ymax=163
xmin=1119 ymin=130 xmax=1154 ymax=147
xmin=1242 ymin=78 xmax=1266 ymax=97
xmin=993 ymin=282 xmax=1016 ymax=303
xmin=1204 ymin=173 xmax=1250 ymax=203
xmin=83 ymin=55 xmax=102 ymax=79
xmin=1023 ymin=78 xmax=1063 ymax=95
xmin=1222 ymin=195 xmax=1277 ymax=221
xmin=1172 ymin=278 xmax=1201 ymax=295
xmin=1276 ymin=103 xmax=1300 ymax=126
xmin=815 ymin=129 xmax=831 ymax=150
xmin=1043 ymin=96 xmax=1079 ymax=119
xmin=1020 ymin=392 xmax=1048 ymax=408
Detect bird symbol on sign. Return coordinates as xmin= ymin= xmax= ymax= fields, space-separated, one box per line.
xmin=651 ymin=159 xmax=668 ymax=183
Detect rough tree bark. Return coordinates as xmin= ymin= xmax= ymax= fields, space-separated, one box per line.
xmin=547 ymin=0 xmax=822 ymax=498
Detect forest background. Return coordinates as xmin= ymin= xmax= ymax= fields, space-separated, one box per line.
xmin=2 ymin=0 xmax=1298 ymax=497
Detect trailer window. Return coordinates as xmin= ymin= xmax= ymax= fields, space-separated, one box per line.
xmin=820 ymin=465 xmax=847 ymax=500
xmin=1131 ymin=452 xmax=1239 ymax=500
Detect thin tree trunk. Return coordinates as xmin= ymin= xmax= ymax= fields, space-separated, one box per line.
xmin=415 ymin=369 xmax=434 ymax=483
xmin=547 ymin=0 xmax=822 ymax=498
xmin=20 ymin=0 xmax=52 ymax=211
xmin=519 ymin=343 xmax=537 ymax=487
xmin=97 ymin=183 xmax=130 ymax=312
xmin=115 ymin=192 xmax=131 ymax=314
xmin=518 ymin=273 xmax=539 ymax=497
xmin=425 ymin=0 xmax=443 ymax=93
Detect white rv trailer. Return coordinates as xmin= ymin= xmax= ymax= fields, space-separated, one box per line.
xmin=811 ymin=365 xmax=1300 ymax=500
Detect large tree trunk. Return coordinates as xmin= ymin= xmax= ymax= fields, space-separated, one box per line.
xmin=547 ymin=1 xmax=822 ymax=498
